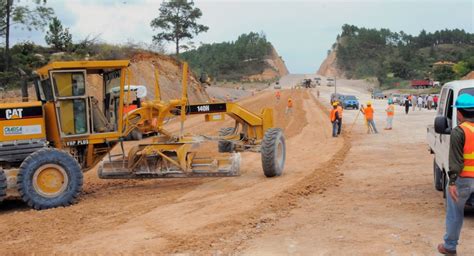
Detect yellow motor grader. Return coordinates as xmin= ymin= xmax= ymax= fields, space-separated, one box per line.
xmin=0 ymin=60 xmax=286 ymax=210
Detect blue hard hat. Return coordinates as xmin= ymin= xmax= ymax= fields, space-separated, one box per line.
xmin=455 ymin=93 xmax=474 ymax=109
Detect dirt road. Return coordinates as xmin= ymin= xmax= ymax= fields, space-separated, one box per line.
xmin=1 ymin=76 xmax=472 ymax=255
xmin=241 ymin=81 xmax=474 ymax=255
xmin=0 ymin=87 xmax=346 ymax=254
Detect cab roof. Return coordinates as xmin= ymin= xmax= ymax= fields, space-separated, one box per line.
xmin=35 ymin=60 xmax=130 ymax=77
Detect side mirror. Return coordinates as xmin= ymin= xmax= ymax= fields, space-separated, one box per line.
xmin=434 ymin=116 xmax=451 ymax=134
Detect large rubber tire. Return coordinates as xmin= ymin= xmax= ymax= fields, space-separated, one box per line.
xmin=261 ymin=128 xmax=286 ymax=177
xmin=0 ymin=169 xmax=6 ymax=203
xmin=17 ymin=148 xmax=83 ymax=210
xmin=434 ymin=159 xmax=443 ymax=191
xmin=218 ymin=127 xmax=235 ymax=153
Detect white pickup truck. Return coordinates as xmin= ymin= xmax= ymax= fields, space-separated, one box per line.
xmin=427 ymin=80 xmax=474 ymax=205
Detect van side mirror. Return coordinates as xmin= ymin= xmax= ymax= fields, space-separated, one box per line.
xmin=434 ymin=116 xmax=451 ymax=134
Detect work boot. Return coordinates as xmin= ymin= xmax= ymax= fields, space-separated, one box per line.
xmin=437 ymin=244 xmax=457 ymax=255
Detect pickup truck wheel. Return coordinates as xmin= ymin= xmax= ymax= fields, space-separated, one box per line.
xmin=433 ymin=159 xmax=443 ymax=191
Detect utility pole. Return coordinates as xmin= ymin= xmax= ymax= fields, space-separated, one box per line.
xmin=334 ymin=77 xmax=337 ymax=95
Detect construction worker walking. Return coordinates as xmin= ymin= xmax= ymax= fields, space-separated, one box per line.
xmin=361 ymin=101 xmax=378 ymax=134
xmin=330 ymin=102 xmax=340 ymax=137
xmin=385 ymin=100 xmax=395 ymax=130
xmin=275 ymin=90 xmax=281 ymax=101
xmin=286 ymin=97 xmax=293 ymax=115
xmin=438 ymin=94 xmax=474 ymax=255
xmin=336 ymin=102 xmax=343 ymax=135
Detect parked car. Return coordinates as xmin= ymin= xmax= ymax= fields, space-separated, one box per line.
xmin=326 ymin=78 xmax=335 ymax=87
xmin=274 ymin=81 xmax=281 ymax=89
xmin=314 ymin=77 xmax=321 ymax=85
xmin=330 ymin=93 xmax=345 ymax=104
xmin=391 ymin=94 xmax=401 ymax=104
xmin=372 ymin=92 xmax=385 ymax=99
xmin=427 ymin=79 xmax=474 ymax=207
xmin=342 ymin=95 xmax=359 ymax=109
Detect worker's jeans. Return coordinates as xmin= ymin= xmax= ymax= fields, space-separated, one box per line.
xmin=444 ymin=177 xmax=474 ymax=251
xmin=367 ymin=119 xmax=378 ymax=133
xmin=337 ymin=118 xmax=342 ymax=135
xmin=386 ymin=116 xmax=393 ymax=129
xmin=332 ymin=121 xmax=339 ymax=137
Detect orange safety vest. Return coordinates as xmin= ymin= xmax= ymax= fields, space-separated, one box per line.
xmin=364 ymin=106 xmax=374 ymax=120
xmin=459 ymin=121 xmax=474 ymax=178
xmin=386 ymin=105 xmax=395 ymax=117
xmin=336 ymin=106 xmax=343 ymax=119
xmin=330 ymin=109 xmax=337 ymax=122
xmin=287 ymin=100 xmax=293 ymax=108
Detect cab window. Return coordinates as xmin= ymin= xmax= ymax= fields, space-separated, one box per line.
xmin=51 ymin=71 xmax=89 ymax=136
xmin=52 ymin=72 xmax=85 ymax=97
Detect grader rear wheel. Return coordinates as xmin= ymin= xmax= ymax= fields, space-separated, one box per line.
xmin=0 ymin=169 xmax=6 ymax=203
xmin=17 ymin=148 xmax=83 ymax=210
xmin=261 ymin=128 xmax=286 ymax=177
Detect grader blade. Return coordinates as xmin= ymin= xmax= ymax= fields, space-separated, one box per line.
xmin=98 ymin=152 xmax=241 ymax=179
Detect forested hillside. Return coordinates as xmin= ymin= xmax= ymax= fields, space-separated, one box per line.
xmin=181 ymin=32 xmax=287 ymax=81
xmin=329 ymin=25 xmax=474 ymax=85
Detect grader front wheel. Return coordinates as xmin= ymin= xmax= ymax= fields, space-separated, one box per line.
xmin=261 ymin=128 xmax=286 ymax=177
xmin=17 ymin=148 xmax=83 ymax=210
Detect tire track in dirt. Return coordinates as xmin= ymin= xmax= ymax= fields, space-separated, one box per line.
xmin=161 ymin=91 xmax=351 ymax=254
xmin=0 ymin=90 xmax=308 ymax=254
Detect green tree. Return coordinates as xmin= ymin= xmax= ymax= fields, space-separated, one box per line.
xmin=433 ymin=65 xmax=456 ymax=83
xmin=0 ymin=0 xmax=54 ymax=71
xmin=150 ymin=0 xmax=208 ymax=56
xmin=45 ymin=17 xmax=72 ymax=51
xmin=453 ymin=61 xmax=470 ymax=77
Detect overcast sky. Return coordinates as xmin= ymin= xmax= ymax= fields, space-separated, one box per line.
xmin=10 ymin=0 xmax=474 ymax=74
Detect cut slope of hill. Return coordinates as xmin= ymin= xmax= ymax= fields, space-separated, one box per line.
xmin=317 ymin=25 xmax=474 ymax=85
xmin=245 ymin=45 xmax=289 ymax=81
xmin=316 ymin=50 xmax=344 ymax=78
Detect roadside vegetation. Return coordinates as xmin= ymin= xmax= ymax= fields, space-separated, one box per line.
xmin=333 ymin=24 xmax=474 ymax=86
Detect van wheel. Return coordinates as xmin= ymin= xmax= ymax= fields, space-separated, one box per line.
xmin=434 ymin=159 xmax=443 ymax=191
xmin=17 ymin=148 xmax=83 ymax=210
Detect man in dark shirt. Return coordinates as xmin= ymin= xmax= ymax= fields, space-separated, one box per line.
xmin=438 ymin=93 xmax=474 ymax=255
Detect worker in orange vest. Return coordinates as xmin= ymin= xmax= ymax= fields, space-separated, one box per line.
xmin=360 ymin=101 xmax=378 ymax=134
xmin=275 ymin=90 xmax=281 ymax=101
xmin=336 ymin=102 xmax=343 ymax=135
xmin=330 ymin=102 xmax=340 ymax=137
xmin=438 ymin=94 xmax=474 ymax=255
xmin=385 ymin=100 xmax=395 ymax=130
xmin=286 ymin=98 xmax=293 ymax=115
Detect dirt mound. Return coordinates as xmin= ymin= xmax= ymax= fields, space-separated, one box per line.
xmin=316 ymin=50 xmax=345 ymax=78
xmin=462 ymin=71 xmax=474 ymax=80
xmin=244 ymin=45 xmax=289 ymax=81
xmin=129 ymin=52 xmax=209 ymax=103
